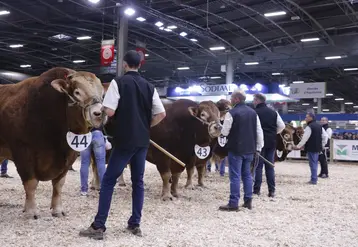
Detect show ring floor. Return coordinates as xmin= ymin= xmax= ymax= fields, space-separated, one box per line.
xmin=0 ymin=159 xmax=357 ymax=247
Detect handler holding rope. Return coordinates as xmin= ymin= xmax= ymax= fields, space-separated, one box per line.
xmin=79 ymin=50 xmax=166 ymax=240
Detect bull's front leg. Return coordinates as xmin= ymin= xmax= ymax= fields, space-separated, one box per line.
xmin=23 ymin=178 xmax=39 ymax=219
xmin=197 ymin=164 xmax=207 ymax=188
xmin=118 ymin=173 xmax=126 ymax=187
xmin=51 ymin=174 xmax=67 ymax=217
xmin=171 ymin=173 xmax=181 ymax=197
xmin=184 ymin=166 xmax=195 ymax=190
xmin=160 ymin=171 xmax=172 ymax=201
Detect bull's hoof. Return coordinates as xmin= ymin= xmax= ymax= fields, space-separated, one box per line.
xmin=171 ymin=191 xmax=179 ymax=198
xmin=52 ymin=211 xmax=66 ymax=218
xmin=196 ymin=184 xmax=207 ymax=190
xmin=161 ymin=194 xmax=173 ymax=201
xmin=118 ymin=183 xmax=126 ymax=187
xmin=185 ymin=184 xmax=195 ymax=190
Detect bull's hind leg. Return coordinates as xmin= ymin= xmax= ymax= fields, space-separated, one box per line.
xmin=118 ymin=172 xmax=126 ymax=187
xmin=197 ymin=164 xmax=207 ymax=188
xmin=51 ymin=174 xmax=67 ymax=217
xmin=171 ymin=173 xmax=181 ymax=198
xmin=160 ymin=172 xmax=172 ymax=201
xmin=23 ymin=178 xmax=39 ymax=219
xmin=184 ymin=166 xmax=195 ymax=190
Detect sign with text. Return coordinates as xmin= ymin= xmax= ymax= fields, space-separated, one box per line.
xmin=289 ymin=82 xmax=326 ymax=99
xmin=333 ymin=139 xmax=358 ymax=161
xmin=100 ymin=39 xmax=115 ymax=66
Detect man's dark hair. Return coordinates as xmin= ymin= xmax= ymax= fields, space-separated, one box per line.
xmin=123 ymin=50 xmax=141 ymax=68
xmin=254 ymin=93 xmax=266 ymax=103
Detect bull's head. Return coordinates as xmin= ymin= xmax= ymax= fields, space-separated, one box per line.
xmin=188 ymin=101 xmax=222 ymax=138
xmin=280 ymin=124 xmax=296 ymax=151
xmin=51 ymin=70 xmax=108 ymax=128
xmin=216 ymin=99 xmax=232 ymax=121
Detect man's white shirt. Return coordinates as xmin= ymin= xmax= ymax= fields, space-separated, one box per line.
xmin=103 ymin=79 xmax=165 ymax=116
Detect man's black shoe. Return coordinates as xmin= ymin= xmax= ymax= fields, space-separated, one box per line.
xmin=253 ymin=191 xmax=260 ymax=196
xmin=126 ymin=226 xmax=142 ymax=237
xmin=218 ymin=204 xmax=239 ymax=212
xmin=321 ymin=174 xmax=329 ymax=178
xmin=242 ymin=199 xmax=252 ymax=210
xmin=268 ymin=191 xmax=275 ymax=198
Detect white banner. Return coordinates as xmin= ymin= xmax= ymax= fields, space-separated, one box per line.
xmin=287 ymin=150 xmax=302 ymax=158
xmin=333 ymin=139 xmax=358 ymax=161
xmin=289 ymin=82 xmax=326 ymax=99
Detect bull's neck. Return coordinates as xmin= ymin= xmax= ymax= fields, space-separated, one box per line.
xmin=66 ymin=105 xmax=89 ymax=134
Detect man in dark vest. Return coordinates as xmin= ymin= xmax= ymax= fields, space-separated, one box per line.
xmin=252 ymin=94 xmax=285 ymax=198
xmin=318 ymin=117 xmax=332 ymax=178
xmin=219 ymin=90 xmax=264 ymax=211
xmin=293 ymin=113 xmax=328 ymax=184
xmin=79 ymin=50 xmax=166 ymax=239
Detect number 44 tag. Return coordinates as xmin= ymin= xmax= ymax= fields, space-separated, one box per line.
xmin=66 ymin=131 xmax=92 ymax=152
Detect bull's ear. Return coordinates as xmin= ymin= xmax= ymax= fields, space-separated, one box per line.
xmin=51 ymin=79 xmax=70 ymax=93
xmin=188 ymin=106 xmax=198 ymax=116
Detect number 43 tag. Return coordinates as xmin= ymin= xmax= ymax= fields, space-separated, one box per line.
xmin=66 ymin=131 xmax=92 ymax=152
xmin=194 ymin=145 xmax=211 ymax=159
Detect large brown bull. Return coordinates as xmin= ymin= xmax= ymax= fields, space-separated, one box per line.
xmin=91 ymin=99 xmax=222 ymax=200
xmin=0 ymin=67 xmax=106 ymax=219
xmin=275 ymin=125 xmax=304 ymax=161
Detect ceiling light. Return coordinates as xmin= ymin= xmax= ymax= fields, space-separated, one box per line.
xmin=272 ymin=72 xmax=283 ymax=75
xmin=288 ymin=110 xmax=295 ymax=112
xmin=177 ymin=67 xmax=190 ymax=70
xmin=9 ymin=44 xmax=23 ymax=48
xmin=164 ymin=28 xmax=172 ymax=32
xmin=20 ymin=64 xmax=31 ymax=68
xmin=73 ymin=60 xmax=85 ymax=63
xmin=322 ymin=109 xmax=330 ymax=112
xmin=159 ymin=27 xmax=164 ymax=30
xmin=77 ymin=36 xmax=91 ymax=40
xmin=136 ymin=17 xmax=146 ymax=22
xmin=344 ymin=68 xmax=358 ymax=71
xmin=354 ymin=106 xmax=358 ymax=108
xmin=88 ymin=0 xmax=100 ymax=3
xmin=145 ymin=54 xmax=149 ymax=57
xmin=49 ymin=34 xmax=71 ymax=41
xmin=1 ymin=72 xmax=16 ymax=76
xmin=199 ymin=76 xmax=208 ymax=79
xmin=245 ymin=62 xmax=259 ymax=65
xmin=302 ymin=103 xmax=310 ymax=106
xmin=209 ymin=46 xmax=225 ymax=51
xmin=300 ymin=38 xmax=320 ymax=42
xmin=155 ymin=21 xmax=164 ymax=27
xmin=0 ymin=10 xmax=10 ymax=15
xmin=180 ymin=32 xmax=187 ymax=37
xmin=345 ymin=102 xmax=354 ymax=105
xmin=335 ymin=98 xmax=344 ymax=101
xmin=292 ymin=81 xmax=304 ymax=84
xmin=326 ymin=93 xmax=333 ymax=96
xmin=124 ymin=7 xmax=135 ymax=16
xmin=210 ymin=76 xmax=221 ymax=79
xmin=313 ymin=106 xmax=318 ymax=109
xmin=167 ymin=25 xmax=177 ymax=29
xmin=190 ymin=38 xmax=198 ymax=42
xmin=264 ymin=11 xmax=286 ymax=17
xmin=325 ymin=56 xmax=342 ymax=60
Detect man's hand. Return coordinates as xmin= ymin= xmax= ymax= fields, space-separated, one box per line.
xmin=292 ymin=146 xmax=303 ymax=150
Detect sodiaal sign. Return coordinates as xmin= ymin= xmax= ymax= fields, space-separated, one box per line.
xmin=289 ymin=82 xmax=326 ymax=99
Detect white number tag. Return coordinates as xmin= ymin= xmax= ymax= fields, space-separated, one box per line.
xmin=218 ymin=135 xmax=228 ymax=147
xmin=276 ymin=150 xmax=283 ymax=158
xmin=66 ymin=131 xmax=92 ymax=152
xmin=194 ymin=145 xmax=210 ymax=159
xmin=104 ymin=136 xmax=112 ymax=150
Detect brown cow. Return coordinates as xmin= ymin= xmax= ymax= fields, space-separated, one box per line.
xmin=91 ymin=99 xmax=222 ymax=200
xmin=275 ymin=125 xmax=304 ymax=161
xmin=0 ymin=67 xmax=106 ymax=219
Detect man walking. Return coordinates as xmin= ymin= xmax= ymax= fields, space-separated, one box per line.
xmin=219 ymin=90 xmax=264 ymax=211
xmin=294 ymin=113 xmax=328 ymax=184
xmin=253 ymin=94 xmax=285 ymax=198
xmin=318 ymin=117 xmax=332 ymax=178
xmin=79 ymin=50 xmax=166 ymax=239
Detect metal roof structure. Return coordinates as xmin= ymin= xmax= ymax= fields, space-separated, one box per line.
xmin=1 ymin=0 xmax=358 ymax=112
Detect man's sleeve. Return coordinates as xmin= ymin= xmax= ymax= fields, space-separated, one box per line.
xmin=276 ymin=113 xmax=286 ymax=134
xmin=103 ymin=79 xmax=120 ymax=111
xmin=221 ymin=112 xmax=233 ymax=136
xmin=297 ymin=126 xmax=311 ymax=148
xmin=256 ymin=116 xmax=264 ymax=151
xmin=327 ymin=128 xmax=333 ymax=139
xmin=152 ymin=88 xmax=165 ymax=115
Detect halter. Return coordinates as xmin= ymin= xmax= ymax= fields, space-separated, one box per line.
xmin=193 ymin=116 xmax=221 ymax=139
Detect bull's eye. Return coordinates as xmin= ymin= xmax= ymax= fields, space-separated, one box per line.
xmin=284 ymin=134 xmax=290 ymax=139
xmin=74 ymin=89 xmax=81 ymax=96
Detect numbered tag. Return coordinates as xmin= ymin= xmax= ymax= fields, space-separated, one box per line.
xmin=194 ymin=145 xmax=211 ymax=159
xmin=104 ymin=136 xmax=112 ymax=150
xmin=276 ymin=150 xmax=283 ymax=158
xmin=66 ymin=131 xmax=92 ymax=152
xmin=218 ymin=135 xmax=228 ymax=147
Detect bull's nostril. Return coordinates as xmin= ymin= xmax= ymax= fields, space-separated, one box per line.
xmin=93 ymin=111 xmax=101 ymax=117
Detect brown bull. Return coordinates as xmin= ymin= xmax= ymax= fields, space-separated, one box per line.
xmin=0 ymin=67 xmax=106 ymax=219
xmin=275 ymin=125 xmax=304 ymax=161
xmin=91 ymin=99 xmax=222 ymax=200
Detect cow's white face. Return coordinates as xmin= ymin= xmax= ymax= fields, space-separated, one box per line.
xmin=51 ymin=71 xmax=108 ymax=128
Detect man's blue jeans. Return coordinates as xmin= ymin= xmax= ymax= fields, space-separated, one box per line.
xmin=307 ymin=152 xmax=319 ymax=184
xmin=254 ymin=147 xmax=276 ymax=193
xmin=1 ymin=160 xmax=8 ymax=174
xmin=228 ymin=152 xmax=254 ymax=207
xmin=207 ymin=158 xmax=226 ymax=176
xmin=80 ymin=130 xmax=106 ymax=192
xmin=93 ymin=146 xmax=148 ymax=230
